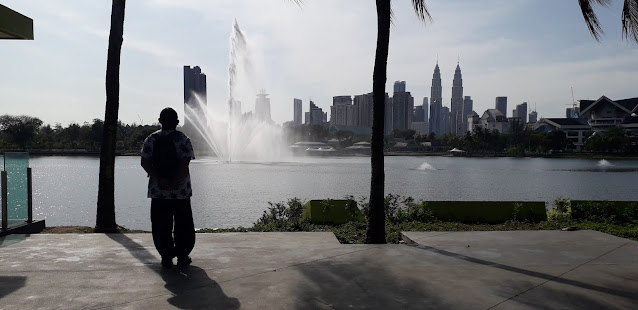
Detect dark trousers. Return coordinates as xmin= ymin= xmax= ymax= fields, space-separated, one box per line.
xmin=151 ymin=198 xmax=196 ymax=259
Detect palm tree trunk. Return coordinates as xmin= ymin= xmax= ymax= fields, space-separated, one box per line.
xmin=95 ymin=0 xmax=126 ymax=233
xmin=366 ymin=0 xmax=391 ymax=244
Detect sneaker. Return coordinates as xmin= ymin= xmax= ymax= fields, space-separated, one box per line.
xmin=176 ymin=256 xmax=192 ymax=267
xmin=161 ymin=257 xmax=174 ymax=269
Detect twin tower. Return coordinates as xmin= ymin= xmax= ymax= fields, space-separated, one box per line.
xmin=429 ymin=62 xmax=473 ymax=136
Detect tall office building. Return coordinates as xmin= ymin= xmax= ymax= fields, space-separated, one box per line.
xmin=392 ymin=81 xmax=414 ymax=131
xmin=422 ymin=97 xmax=429 ymax=123
xmin=309 ymin=101 xmax=324 ymax=125
xmin=394 ymin=81 xmax=406 ymax=93
xmin=495 ymin=97 xmax=508 ymax=117
xmin=450 ymin=63 xmax=464 ymax=135
xmin=514 ymin=102 xmax=528 ymax=123
xmin=293 ymin=98 xmax=302 ymax=126
xmin=429 ymin=63 xmax=443 ymax=135
xmin=330 ymin=96 xmax=353 ymax=126
xmin=529 ymin=110 xmax=538 ymax=123
xmin=441 ymin=106 xmax=451 ymax=135
xmin=462 ymin=96 xmax=474 ymax=133
xmin=183 ymin=65 xmax=207 ymax=127
xmin=413 ymin=105 xmax=426 ymax=122
xmin=255 ymin=89 xmax=271 ymax=122
xmin=385 ymin=96 xmax=394 ymax=135
xmin=353 ymin=92 xmax=373 ymax=128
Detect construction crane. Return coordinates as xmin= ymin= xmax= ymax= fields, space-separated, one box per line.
xmin=566 ymin=87 xmax=579 ymax=118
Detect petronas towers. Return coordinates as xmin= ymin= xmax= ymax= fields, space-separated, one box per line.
xmin=428 ymin=61 xmax=473 ymax=136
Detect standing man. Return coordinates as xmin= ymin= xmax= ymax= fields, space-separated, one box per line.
xmin=141 ymin=107 xmax=196 ymax=269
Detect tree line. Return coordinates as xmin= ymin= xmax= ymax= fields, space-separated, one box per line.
xmin=0 ymin=114 xmax=159 ymax=152
xmin=392 ymin=125 xmax=638 ymax=155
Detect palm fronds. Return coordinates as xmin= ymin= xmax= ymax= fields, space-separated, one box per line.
xmin=622 ymin=0 xmax=638 ymax=42
xmin=578 ymin=0 xmax=611 ymax=41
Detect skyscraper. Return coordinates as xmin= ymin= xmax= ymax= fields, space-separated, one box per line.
xmin=309 ymin=101 xmax=324 ymax=125
xmin=413 ymin=105 xmax=425 ymax=122
xmin=422 ymin=97 xmax=429 ymax=122
xmin=429 ymin=63 xmax=443 ymax=135
xmin=495 ymin=97 xmax=508 ymax=117
xmin=450 ymin=63 xmax=464 ymax=135
xmin=293 ymin=98 xmax=302 ymax=126
xmin=330 ymin=96 xmax=354 ymax=126
xmin=255 ymin=89 xmax=271 ymax=122
xmin=353 ymin=92 xmax=374 ymax=128
xmin=529 ymin=110 xmax=538 ymax=123
xmin=515 ymin=102 xmax=528 ymax=123
xmin=392 ymin=81 xmax=414 ymax=131
xmin=462 ymin=96 xmax=473 ymax=133
xmin=385 ymin=96 xmax=393 ymax=135
xmin=394 ymin=81 xmax=406 ymax=93
xmin=183 ymin=65 xmax=207 ymax=127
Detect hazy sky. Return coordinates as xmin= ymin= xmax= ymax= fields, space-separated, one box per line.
xmin=2 ymin=0 xmax=637 ymax=127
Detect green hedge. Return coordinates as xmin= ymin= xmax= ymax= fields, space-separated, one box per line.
xmin=570 ymin=200 xmax=638 ymax=224
xmin=423 ymin=201 xmax=547 ymax=224
xmin=303 ymin=200 xmax=365 ymax=225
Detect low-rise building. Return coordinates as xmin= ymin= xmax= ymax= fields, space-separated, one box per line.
xmin=478 ymin=109 xmax=509 ymax=133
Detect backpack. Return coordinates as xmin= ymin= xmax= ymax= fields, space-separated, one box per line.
xmin=152 ymin=131 xmax=179 ymax=179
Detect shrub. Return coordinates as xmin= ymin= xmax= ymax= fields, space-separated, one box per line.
xmin=553 ymin=197 xmax=570 ymax=214
xmin=253 ymin=198 xmax=311 ymax=231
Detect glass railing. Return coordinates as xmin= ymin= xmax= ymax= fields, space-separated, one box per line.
xmin=1 ymin=152 xmax=31 ymax=230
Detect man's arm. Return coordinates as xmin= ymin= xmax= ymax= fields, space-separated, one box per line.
xmin=141 ymin=157 xmax=158 ymax=179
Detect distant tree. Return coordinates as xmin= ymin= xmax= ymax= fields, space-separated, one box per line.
xmin=96 ymin=0 xmax=126 ymax=233
xmin=544 ymin=130 xmax=568 ymax=152
xmin=602 ymin=126 xmax=628 ymax=152
xmin=0 ymin=115 xmax=43 ymax=150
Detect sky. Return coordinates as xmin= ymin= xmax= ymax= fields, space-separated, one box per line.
xmin=2 ymin=0 xmax=637 ymax=127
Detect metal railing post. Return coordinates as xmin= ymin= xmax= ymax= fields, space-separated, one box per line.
xmin=2 ymin=171 xmax=7 ymax=230
xmin=27 ymin=167 xmax=32 ymax=223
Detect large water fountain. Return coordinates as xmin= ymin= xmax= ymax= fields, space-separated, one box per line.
xmin=185 ymin=20 xmax=291 ymax=162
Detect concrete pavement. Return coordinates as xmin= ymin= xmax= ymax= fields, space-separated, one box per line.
xmin=0 ymin=230 xmax=637 ymax=309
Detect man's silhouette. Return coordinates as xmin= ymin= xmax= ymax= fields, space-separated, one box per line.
xmin=141 ymin=107 xmax=196 ymax=268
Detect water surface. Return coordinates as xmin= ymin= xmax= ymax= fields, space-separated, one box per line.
xmin=29 ymin=156 xmax=638 ymax=230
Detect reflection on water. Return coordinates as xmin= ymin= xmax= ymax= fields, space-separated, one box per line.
xmin=29 ymin=156 xmax=638 ymax=230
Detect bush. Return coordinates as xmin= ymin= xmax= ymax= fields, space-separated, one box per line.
xmin=553 ymin=197 xmax=570 ymax=214
xmin=384 ymin=194 xmax=436 ymax=224
xmin=571 ymin=201 xmax=638 ymax=224
xmin=253 ymin=198 xmax=312 ymax=231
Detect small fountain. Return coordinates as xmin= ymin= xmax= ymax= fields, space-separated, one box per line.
xmin=597 ymin=159 xmax=613 ymax=169
xmin=415 ymin=162 xmax=436 ymax=171
xmin=185 ymin=20 xmax=291 ymax=162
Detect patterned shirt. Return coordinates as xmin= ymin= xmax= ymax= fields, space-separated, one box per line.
xmin=141 ymin=129 xmax=195 ymax=199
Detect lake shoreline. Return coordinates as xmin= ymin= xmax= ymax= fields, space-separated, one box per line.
xmin=4 ymin=150 xmax=638 ymax=160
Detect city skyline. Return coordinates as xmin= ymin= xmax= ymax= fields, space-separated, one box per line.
xmin=2 ymin=0 xmax=637 ymax=127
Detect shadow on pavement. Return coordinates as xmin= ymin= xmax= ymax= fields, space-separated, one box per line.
xmin=0 ymin=276 xmax=26 ymax=300
xmin=293 ymin=249 xmax=445 ymax=309
xmin=409 ymin=244 xmax=638 ymax=303
xmin=105 ymin=233 xmax=240 ymax=309
xmin=492 ymin=278 xmax=636 ymax=310
xmin=0 ymin=234 xmax=27 ymax=248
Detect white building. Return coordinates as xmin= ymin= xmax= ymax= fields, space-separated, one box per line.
xmin=479 ymin=109 xmax=509 ymax=133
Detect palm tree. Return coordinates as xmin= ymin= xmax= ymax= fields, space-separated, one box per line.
xmin=95 ymin=0 xmax=126 ymax=233
xmin=365 ymin=0 xmax=638 ymax=243
xmin=366 ymin=0 xmax=431 ymax=244
xmin=578 ymin=0 xmax=638 ymax=42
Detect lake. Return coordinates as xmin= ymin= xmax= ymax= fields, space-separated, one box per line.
xmin=25 ymin=156 xmax=638 ymax=230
